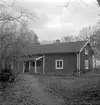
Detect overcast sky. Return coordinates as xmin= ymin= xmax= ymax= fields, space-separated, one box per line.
xmin=15 ymin=0 xmax=100 ymax=41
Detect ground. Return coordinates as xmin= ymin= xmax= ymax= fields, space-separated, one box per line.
xmin=0 ymin=74 xmax=64 ymax=105
xmin=0 ymin=72 xmax=100 ymax=105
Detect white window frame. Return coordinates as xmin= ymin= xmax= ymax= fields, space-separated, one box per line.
xmin=85 ymin=48 xmax=88 ymax=55
xmin=55 ymin=60 xmax=63 ymax=69
xmin=85 ymin=60 xmax=89 ymax=69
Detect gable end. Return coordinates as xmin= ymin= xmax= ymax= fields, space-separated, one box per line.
xmin=80 ymin=40 xmax=94 ymax=54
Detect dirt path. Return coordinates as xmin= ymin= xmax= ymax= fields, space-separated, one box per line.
xmin=23 ymin=74 xmax=64 ymax=105
xmin=0 ymin=74 xmax=64 ymax=105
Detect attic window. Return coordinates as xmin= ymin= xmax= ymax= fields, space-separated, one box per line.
xmin=55 ymin=60 xmax=63 ymax=69
xmin=85 ymin=48 xmax=88 ymax=55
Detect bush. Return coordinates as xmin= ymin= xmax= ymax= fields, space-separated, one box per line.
xmin=0 ymin=68 xmax=15 ymax=82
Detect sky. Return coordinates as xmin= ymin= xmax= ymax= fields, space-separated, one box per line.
xmin=15 ymin=0 xmax=100 ymax=41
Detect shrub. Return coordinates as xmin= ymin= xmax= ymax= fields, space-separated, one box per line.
xmin=0 ymin=68 xmax=15 ymax=82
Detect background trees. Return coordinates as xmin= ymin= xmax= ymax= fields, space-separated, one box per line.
xmin=0 ymin=0 xmax=39 ymax=69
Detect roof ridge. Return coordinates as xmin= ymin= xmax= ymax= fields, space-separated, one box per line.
xmin=39 ymin=40 xmax=87 ymax=46
xmin=22 ymin=40 xmax=87 ymax=55
xmin=26 ymin=40 xmax=87 ymax=48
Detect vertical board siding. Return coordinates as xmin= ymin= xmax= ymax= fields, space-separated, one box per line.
xmin=80 ymin=43 xmax=94 ymax=73
xmin=45 ymin=53 xmax=77 ymax=75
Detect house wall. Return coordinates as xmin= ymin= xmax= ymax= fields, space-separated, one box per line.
xmin=80 ymin=43 xmax=94 ymax=73
xmin=44 ymin=53 xmax=77 ymax=75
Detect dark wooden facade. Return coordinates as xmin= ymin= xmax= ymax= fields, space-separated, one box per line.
xmin=80 ymin=43 xmax=94 ymax=73
xmin=44 ymin=53 xmax=77 ymax=75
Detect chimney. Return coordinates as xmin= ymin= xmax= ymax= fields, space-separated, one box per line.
xmin=55 ymin=39 xmax=60 ymax=44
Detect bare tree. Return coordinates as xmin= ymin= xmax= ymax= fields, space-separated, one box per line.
xmin=61 ymin=36 xmax=75 ymax=43
xmin=0 ymin=0 xmax=36 ymax=34
xmin=0 ymin=0 xmax=37 ymax=69
xmin=74 ymin=23 xmax=100 ymax=60
xmin=40 ymin=40 xmax=55 ymax=45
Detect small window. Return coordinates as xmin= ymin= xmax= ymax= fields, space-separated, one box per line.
xmin=85 ymin=60 xmax=88 ymax=69
xmin=55 ymin=60 xmax=63 ymax=69
xmin=85 ymin=48 xmax=88 ymax=55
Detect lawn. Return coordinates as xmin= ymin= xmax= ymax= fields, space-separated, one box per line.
xmin=37 ymin=73 xmax=100 ymax=105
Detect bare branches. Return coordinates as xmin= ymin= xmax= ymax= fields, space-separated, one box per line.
xmin=64 ymin=0 xmax=72 ymax=8
xmin=0 ymin=20 xmax=8 ymax=33
xmin=1 ymin=0 xmax=15 ymax=7
xmin=0 ymin=0 xmax=36 ymax=34
xmin=62 ymin=0 xmax=89 ymax=10
xmin=96 ymin=0 xmax=100 ymax=7
xmin=0 ymin=0 xmax=38 ymax=69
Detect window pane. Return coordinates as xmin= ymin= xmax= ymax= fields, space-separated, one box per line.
xmin=85 ymin=60 xmax=88 ymax=69
xmin=57 ymin=61 xmax=59 ymax=68
xmin=60 ymin=61 xmax=62 ymax=68
xmin=85 ymin=48 xmax=88 ymax=55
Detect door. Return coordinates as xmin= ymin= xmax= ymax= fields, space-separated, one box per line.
xmin=24 ymin=61 xmax=29 ymax=73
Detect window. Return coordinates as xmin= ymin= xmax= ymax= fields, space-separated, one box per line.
xmin=85 ymin=60 xmax=89 ymax=69
xmin=85 ymin=48 xmax=88 ymax=55
xmin=55 ymin=60 xmax=63 ymax=69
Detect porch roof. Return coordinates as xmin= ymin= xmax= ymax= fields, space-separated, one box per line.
xmin=20 ymin=56 xmax=38 ymax=61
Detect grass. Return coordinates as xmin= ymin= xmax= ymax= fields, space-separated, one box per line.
xmin=0 ymin=75 xmax=40 ymax=105
xmin=1 ymin=71 xmax=100 ymax=105
xmin=37 ymin=73 xmax=100 ymax=105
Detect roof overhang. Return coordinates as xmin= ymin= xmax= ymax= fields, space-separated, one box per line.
xmin=20 ymin=56 xmax=43 ymax=61
xmin=79 ymin=39 xmax=95 ymax=55
xmin=97 ymin=0 xmax=100 ymax=7
xmin=80 ymin=40 xmax=90 ymax=52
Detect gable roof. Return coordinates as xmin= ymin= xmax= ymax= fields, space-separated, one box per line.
xmin=21 ymin=40 xmax=89 ymax=55
xmin=22 ymin=40 xmax=88 ymax=55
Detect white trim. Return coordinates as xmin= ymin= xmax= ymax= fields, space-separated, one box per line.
xmin=80 ymin=40 xmax=90 ymax=52
xmin=76 ymin=54 xmax=79 ymax=69
xmin=29 ymin=61 xmax=31 ymax=72
xmin=35 ymin=60 xmax=37 ymax=73
xmin=79 ymin=53 xmax=80 ymax=71
xmin=23 ymin=61 xmax=25 ymax=73
xmin=36 ymin=56 xmax=43 ymax=61
xmin=55 ymin=59 xmax=63 ymax=69
xmin=43 ymin=55 xmax=45 ymax=74
xmin=35 ymin=56 xmax=43 ymax=74
xmin=76 ymin=53 xmax=80 ymax=76
xmin=79 ymin=53 xmax=80 ymax=76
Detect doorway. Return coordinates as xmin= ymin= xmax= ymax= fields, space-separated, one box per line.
xmin=24 ymin=61 xmax=29 ymax=73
